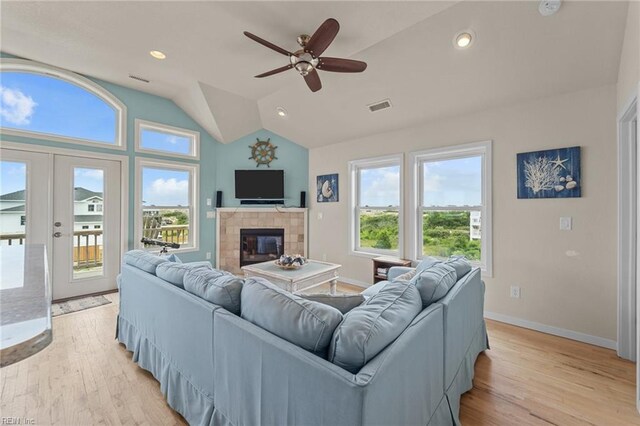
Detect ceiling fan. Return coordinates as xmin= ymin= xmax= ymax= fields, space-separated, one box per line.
xmin=243 ymin=18 xmax=367 ymax=93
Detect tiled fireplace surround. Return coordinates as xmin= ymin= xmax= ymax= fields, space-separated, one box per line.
xmin=215 ymin=208 xmax=308 ymax=275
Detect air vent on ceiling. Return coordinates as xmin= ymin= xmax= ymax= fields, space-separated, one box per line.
xmin=367 ymin=99 xmax=392 ymax=113
xmin=128 ymin=74 xmax=150 ymax=83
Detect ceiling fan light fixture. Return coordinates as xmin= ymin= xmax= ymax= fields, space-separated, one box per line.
xmin=453 ymin=30 xmax=475 ymax=49
xmin=276 ymin=107 xmax=288 ymax=117
xmin=149 ymin=50 xmax=167 ymax=60
xmin=294 ymin=62 xmax=314 ymax=76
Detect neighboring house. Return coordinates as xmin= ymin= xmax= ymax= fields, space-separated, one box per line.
xmin=470 ymin=211 xmax=481 ymax=240
xmin=0 ymin=187 xmax=104 ymax=236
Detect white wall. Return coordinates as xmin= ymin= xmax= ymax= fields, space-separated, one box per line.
xmin=617 ymin=0 xmax=640 ymax=111
xmin=309 ymin=84 xmax=617 ymax=342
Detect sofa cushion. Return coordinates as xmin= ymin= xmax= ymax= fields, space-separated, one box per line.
xmin=410 ymin=263 xmax=457 ymax=307
xmin=300 ymin=294 xmax=365 ymax=314
xmin=156 ymin=261 xmax=212 ymax=288
xmin=165 ymin=253 xmax=182 ymax=263
xmin=184 ymin=269 xmax=243 ymax=314
xmin=361 ymin=281 xmax=388 ymax=299
xmin=415 ymin=256 xmax=441 ymax=273
xmin=444 ymin=256 xmax=472 ymax=279
xmin=123 ymin=250 xmax=168 ymax=275
xmin=241 ymin=277 xmax=343 ymax=355
xmin=328 ymin=281 xmax=422 ymax=373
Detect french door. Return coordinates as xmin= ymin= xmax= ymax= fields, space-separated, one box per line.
xmin=0 ymin=148 xmax=122 ymax=300
xmin=52 ymin=155 xmax=121 ymax=300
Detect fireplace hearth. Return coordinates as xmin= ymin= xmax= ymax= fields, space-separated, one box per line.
xmin=240 ymin=228 xmax=284 ymax=267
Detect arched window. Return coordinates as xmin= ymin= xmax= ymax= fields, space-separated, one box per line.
xmin=0 ymin=59 xmax=126 ymax=149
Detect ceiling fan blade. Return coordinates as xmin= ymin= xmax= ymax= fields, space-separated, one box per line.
xmin=303 ymin=69 xmax=322 ymax=92
xmin=255 ymin=64 xmax=293 ymax=78
xmin=305 ymin=18 xmax=340 ymax=57
xmin=243 ymin=31 xmax=292 ymax=56
xmin=317 ymin=57 xmax=367 ymax=73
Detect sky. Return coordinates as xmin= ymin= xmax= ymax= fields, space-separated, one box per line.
xmin=0 ymin=72 xmax=116 ymax=143
xmin=141 ymin=128 xmax=192 ymax=155
xmin=142 ymin=167 xmax=189 ymax=206
xmin=0 ymin=161 xmax=26 ymax=195
xmin=359 ymin=156 xmax=482 ymax=207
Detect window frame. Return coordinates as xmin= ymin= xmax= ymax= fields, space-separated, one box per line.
xmin=0 ymin=58 xmax=127 ymax=150
xmin=134 ymin=119 xmax=200 ymax=160
xmin=348 ymin=154 xmax=404 ymax=258
xmin=409 ymin=141 xmax=492 ymax=276
xmin=134 ymin=157 xmax=199 ymax=253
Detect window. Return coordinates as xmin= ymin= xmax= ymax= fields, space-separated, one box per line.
xmin=96 ymin=204 xmax=103 ymax=212
xmin=135 ymin=119 xmax=199 ymax=159
xmin=349 ymin=155 xmax=403 ymax=256
xmin=411 ymin=141 xmax=492 ymax=275
xmin=135 ymin=158 xmax=199 ymax=252
xmin=20 ymin=216 xmax=26 ymax=226
xmin=81 ymin=225 xmax=89 ymax=230
xmin=94 ymin=225 xmax=101 ymax=229
xmin=0 ymin=59 xmax=126 ymax=148
xmin=88 ymin=204 xmax=95 ymax=212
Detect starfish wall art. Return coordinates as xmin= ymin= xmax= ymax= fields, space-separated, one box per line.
xmin=516 ymin=146 xmax=581 ymax=199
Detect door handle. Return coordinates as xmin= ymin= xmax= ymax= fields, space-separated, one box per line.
xmin=53 ymin=232 xmax=62 ymax=238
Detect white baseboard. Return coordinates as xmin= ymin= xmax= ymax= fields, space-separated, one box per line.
xmin=485 ymin=311 xmax=617 ymax=350
xmin=339 ymin=277 xmax=370 ymax=289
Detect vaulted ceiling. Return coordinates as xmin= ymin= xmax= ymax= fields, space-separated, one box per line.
xmin=1 ymin=1 xmax=628 ymax=147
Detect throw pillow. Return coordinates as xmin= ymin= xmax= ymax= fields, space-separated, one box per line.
xmin=410 ymin=263 xmax=457 ymax=307
xmin=328 ymin=281 xmax=422 ymax=373
xmin=241 ymin=277 xmax=343 ymax=356
xmin=300 ymin=294 xmax=365 ymax=314
xmin=156 ymin=261 xmax=212 ymax=288
xmin=394 ymin=269 xmax=417 ymax=282
xmin=184 ymin=269 xmax=243 ymax=315
xmin=165 ymin=253 xmax=182 ymax=263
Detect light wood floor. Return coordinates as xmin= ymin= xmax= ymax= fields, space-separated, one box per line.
xmin=1 ymin=291 xmax=638 ymax=425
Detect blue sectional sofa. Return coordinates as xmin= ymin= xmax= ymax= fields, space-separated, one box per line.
xmin=117 ymin=251 xmax=488 ymax=426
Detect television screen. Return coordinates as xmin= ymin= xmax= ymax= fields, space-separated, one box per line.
xmin=235 ymin=170 xmax=284 ymax=199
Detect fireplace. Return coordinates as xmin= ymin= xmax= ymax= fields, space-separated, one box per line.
xmin=240 ymin=228 xmax=284 ymax=267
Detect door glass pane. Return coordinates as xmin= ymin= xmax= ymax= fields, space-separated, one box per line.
xmin=73 ymin=168 xmax=104 ymax=278
xmin=141 ymin=167 xmax=191 ymax=247
xmin=0 ymin=161 xmax=27 ymax=249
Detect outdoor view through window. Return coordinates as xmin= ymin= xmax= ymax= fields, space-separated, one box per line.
xmin=421 ymin=156 xmax=482 ymax=261
xmin=141 ymin=167 xmax=192 ymax=248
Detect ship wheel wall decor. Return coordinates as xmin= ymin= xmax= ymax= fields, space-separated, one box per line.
xmin=249 ymin=138 xmax=278 ymax=167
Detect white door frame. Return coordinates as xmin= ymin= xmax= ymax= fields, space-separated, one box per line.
xmin=618 ymin=91 xmax=638 ymax=362
xmin=0 ymin=141 xmax=129 ymax=286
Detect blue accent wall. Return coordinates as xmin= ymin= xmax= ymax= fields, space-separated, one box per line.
xmin=215 ymin=130 xmax=309 ymax=207
xmin=0 ymin=53 xmax=309 ymax=263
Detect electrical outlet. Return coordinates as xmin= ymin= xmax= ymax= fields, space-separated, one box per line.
xmin=560 ymin=216 xmax=572 ymax=231
xmin=206 ymin=211 xmax=215 ymax=219
xmin=510 ymin=286 xmax=521 ymax=299
xmin=205 ymin=252 xmax=211 ymax=260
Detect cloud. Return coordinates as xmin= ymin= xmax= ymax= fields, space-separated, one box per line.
xmin=0 ymin=86 xmax=37 ymax=125
xmin=144 ymin=178 xmax=189 ymax=206
xmin=74 ymin=168 xmax=104 ymax=180
xmin=361 ymin=168 xmax=400 ymax=206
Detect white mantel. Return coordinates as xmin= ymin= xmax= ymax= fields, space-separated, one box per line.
xmin=215 ymin=207 xmax=308 ymax=275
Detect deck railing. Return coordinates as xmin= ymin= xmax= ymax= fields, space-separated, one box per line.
xmin=0 ymin=224 xmax=189 ymax=269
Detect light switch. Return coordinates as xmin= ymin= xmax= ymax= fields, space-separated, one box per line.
xmin=560 ymin=216 xmax=572 ymax=231
xmin=206 ymin=198 xmax=212 ymax=206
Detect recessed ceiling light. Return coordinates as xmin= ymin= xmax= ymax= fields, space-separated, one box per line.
xmin=454 ymin=30 xmax=475 ymax=49
xmin=539 ymin=0 xmax=562 ymax=16
xmin=453 ymin=30 xmax=476 ymax=49
xmin=149 ymin=50 xmax=166 ymax=60
xmin=276 ymin=107 xmax=288 ymax=117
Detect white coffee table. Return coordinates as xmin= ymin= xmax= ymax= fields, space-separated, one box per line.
xmin=241 ymin=259 xmax=341 ymax=295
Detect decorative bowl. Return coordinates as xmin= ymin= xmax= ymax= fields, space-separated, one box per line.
xmin=275 ymin=254 xmax=307 ymax=270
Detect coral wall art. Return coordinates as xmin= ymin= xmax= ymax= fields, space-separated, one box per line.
xmin=517 ymin=146 xmax=581 ymax=199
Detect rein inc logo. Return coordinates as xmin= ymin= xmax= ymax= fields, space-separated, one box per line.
xmin=1 ymin=418 xmax=35 ymax=425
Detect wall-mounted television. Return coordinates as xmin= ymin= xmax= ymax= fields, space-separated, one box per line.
xmin=235 ymin=170 xmax=284 ymax=199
